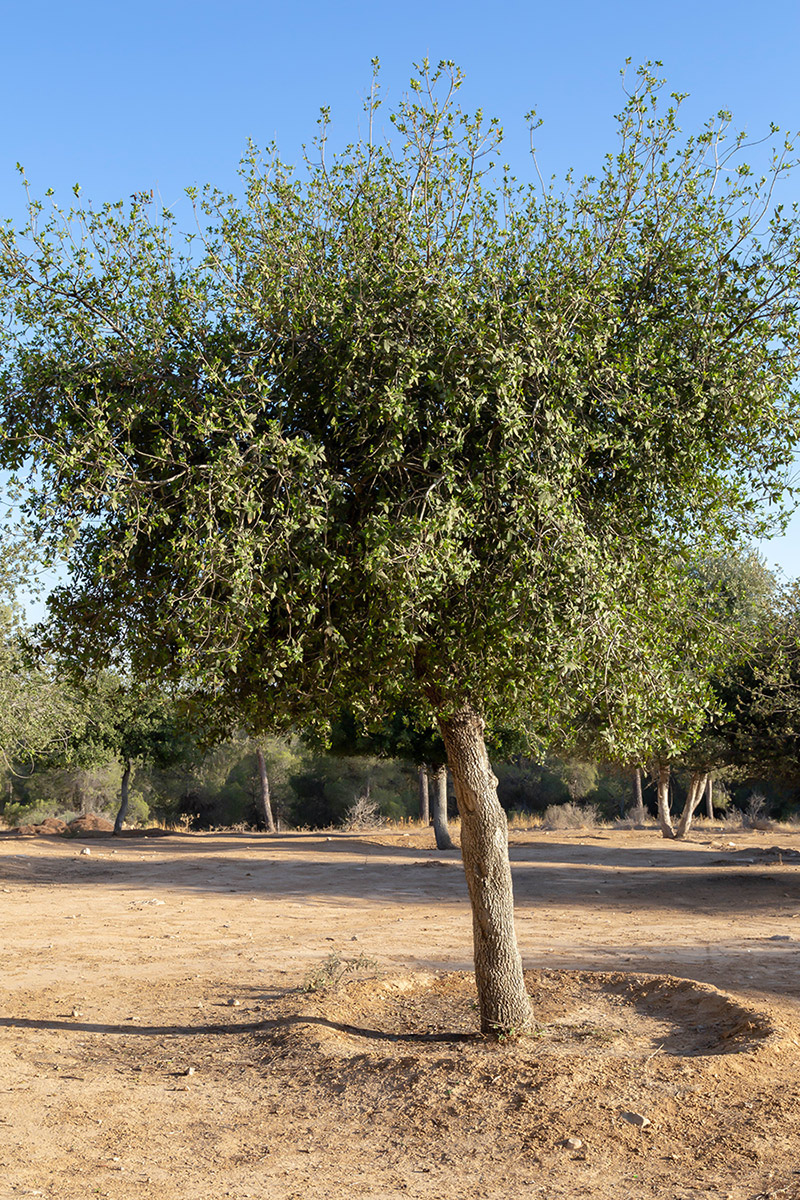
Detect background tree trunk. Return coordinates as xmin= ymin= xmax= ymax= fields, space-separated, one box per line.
xmin=418 ymin=765 xmax=430 ymax=825
xmin=256 ymin=747 xmax=276 ymax=834
xmin=705 ymin=775 xmax=714 ymax=820
xmin=656 ymin=764 xmax=675 ymax=839
xmin=674 ymin=771 xmax=709 ymax=839
xmin=438 ymin=707 xmax=533 ymax=1037
xmin=632 ymin=767 xmax=646 ymax=824
xmin=113 ymin=759 xmax=132 ymax=836
xmin=431 ymin=764 xmax=455 ymax=851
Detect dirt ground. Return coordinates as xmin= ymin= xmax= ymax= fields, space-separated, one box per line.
xmin=2 ymin=823 xmax=800 ymax=1200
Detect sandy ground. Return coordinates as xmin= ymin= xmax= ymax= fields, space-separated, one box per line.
xmin=1 ymin=823 xmax=800 ymax=1199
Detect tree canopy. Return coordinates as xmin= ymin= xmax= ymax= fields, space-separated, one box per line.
xmin=2 ymin=63 xmax=798 ymax=748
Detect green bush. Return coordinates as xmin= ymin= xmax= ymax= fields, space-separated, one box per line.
xmin=4 ymin=800 xmax=80 ymax=827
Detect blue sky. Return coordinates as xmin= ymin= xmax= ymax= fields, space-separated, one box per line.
xmin=3 ymin=0 xmax=800 ymax=582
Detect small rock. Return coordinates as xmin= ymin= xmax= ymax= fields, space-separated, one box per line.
xmin=560 ymin=1136 xmax=583 ymax=1151
xmin=80 ymin=847 xmax=91 ymax=856
xmin=228 ymin=998 xmax=241 ymax=1007
xmin=183 ymin=1066 xmax=195 ymax=1076
xmin=620 ymin=1111 xmax=651 ymax=1128
xmin=71 ymin=1007 xmax=82 ymax=1017
xmin=769 ymin=934 xmax=792 ymax=941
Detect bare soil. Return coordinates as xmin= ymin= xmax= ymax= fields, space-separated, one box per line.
xmin=1 ymin=823 xmax=800 ymax=1199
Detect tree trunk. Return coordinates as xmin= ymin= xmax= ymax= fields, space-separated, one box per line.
xmin=431 ymin=764 xmax=455 ymax=851
xmin=674 ymin=771 xmax=709 ymax=839
xmin=438 ymin=707 xmax=533 ymax=1037
xmin=256 ymin=747 xmax=276 ymax=834
xmin=418 ymin=765 xmax=430 ymax=824
xmin=113 ymin=759 xmax=132 ymax=836
xmin=705 ymin=775 xmax=714 ymax=820
xmin=632 ymin=767 xmax=646 ymax=824
xmin=656 ymin=764 xmax=675 ymax=839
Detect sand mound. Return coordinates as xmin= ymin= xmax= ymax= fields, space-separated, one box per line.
xmin=255 ymin=968 xmax=795 ymax=1186
xmin=7 ymin=817 xmax=69 ymax=836
xmin=269 ymin=968 xmax=782 ymax=1065
xmin=37 ymin=817 xmax=69 ymax=834
xmin=67 ymin=813 xmax=115 ymax=835
xmin=5 ymin=813 xmax=116 ymax=836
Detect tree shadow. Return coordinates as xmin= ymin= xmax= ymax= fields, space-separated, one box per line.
xmin=0 ymin=1011 xmax=477 ymax=1044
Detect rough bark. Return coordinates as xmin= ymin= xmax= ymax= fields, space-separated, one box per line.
xmin=431 ymin=764 xmax=455 ymax=851
xmin=674 ymin=771 xmax=709 ymax=839
xmin=656 ymin=764 xmax=675 ymax=839
xmin=113 ymin=759 xmax=132 ymax=836
xmin=705 ymin=775 xmax=714 ymax=820
xmin=438 ymin=707 xmax=533 ymax=1037
xmin=418 ymin=765 xmax=430 ymax=825
xmin=256 ymin=747 xmax=276 ymax=834
xmin=631 ymin=767 xmax=646 ymax=824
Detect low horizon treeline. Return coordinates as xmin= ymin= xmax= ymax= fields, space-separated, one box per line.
xmin=2 ymin=736 xmax=796 ymax=831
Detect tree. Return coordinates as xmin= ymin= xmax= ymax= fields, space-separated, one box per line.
xmin=651 ymin=555 xmax=781 ymax=838
xmin=324 ymin=709 xmax=458 ymax=850
xmin=60 ymin=674 xmax=197 ymax=833
xmin=708 ymin=579 xmax=800 ymax=788
xmin=254 ymin=745 xmax=276 ymax=833
xmin=3 ymin=62 xmax=800 ymax=1033
xmin=0 ymin=532 xmax=79 ymax=771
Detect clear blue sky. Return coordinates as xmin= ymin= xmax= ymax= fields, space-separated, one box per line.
xmin=3 ymin=0 xmax=800 ymax=579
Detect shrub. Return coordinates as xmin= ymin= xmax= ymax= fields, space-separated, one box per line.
xmin=542 ymin=802 xmax=599 ymax=831
xmin=744 ymin=790 xmax=774 ymax=830
xmin=119 ymin=791 xmax=150 ymax=827
xmin=4 ymin=800 xmax=80 ymax=827
xmin=302 ymin=950 xmax=380 ymax=993
xmin=341 ymin=791 xmax=386 ymax=832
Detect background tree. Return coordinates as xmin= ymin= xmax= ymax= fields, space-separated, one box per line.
xmin=650 ymin=554 xmax=781 ymax=838
xmin=3 ymin=64 xmax=800 ymax=1032
xmin=0 ymin=531 xmax=79 ymax=771
xmin=323 ymin=710 xmax=458 ymax=849
xmin=708 ymin=579 xmax=800 ymax=788
xmin=51 ymin=674 xmax=197 ymax=833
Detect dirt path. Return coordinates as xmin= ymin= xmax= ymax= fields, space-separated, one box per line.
xmin=1 ymin=825 xmax=799 ymax=1199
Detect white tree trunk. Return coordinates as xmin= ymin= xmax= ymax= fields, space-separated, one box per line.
xmin=674 ymin=771 xmax=709 ymax=839
xmin=431 ymin=764 xmax=455 ymax=850
xmin=256 ymin=747 xmax=276 ymax=834
xmin=656 ymin=764 xmax=675 ymax=839
xmin=632 ymin=767 xmax=646 ymax=824
xmin=418 ymin=765 xmax=430 ymax=824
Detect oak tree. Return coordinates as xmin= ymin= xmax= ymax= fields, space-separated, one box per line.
xmin=2 ymin=63 xmax=800 ymax=1032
